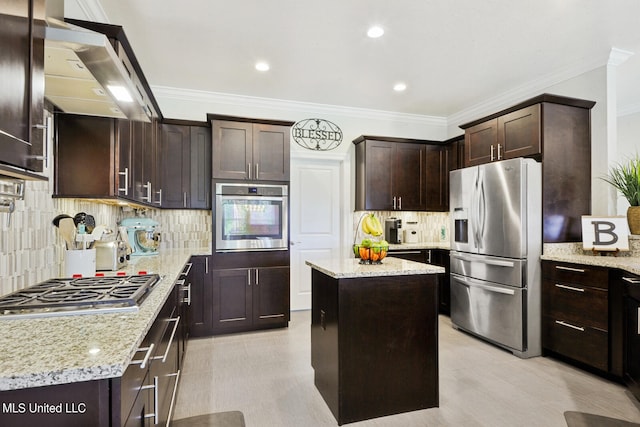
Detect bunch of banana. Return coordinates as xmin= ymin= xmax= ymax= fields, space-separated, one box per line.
xmin=361 ymin=213 xmax=383 ymax=236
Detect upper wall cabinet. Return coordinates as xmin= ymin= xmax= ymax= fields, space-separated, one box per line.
xmin=159 ymin=121 xmax=211 ymax=209
xmin=0 ymin=0 xmax=45 ymax=176
xmin=210 ymin=116 xmax=293 ymax=182
xmin=464 ymin=104 xmax=541 ymax=166
xmin=354 ymin=136 xmax=434 ymax=211
xmin=460 ymin=94 xmax=596 ymax=242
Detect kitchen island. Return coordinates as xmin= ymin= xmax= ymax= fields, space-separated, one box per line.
xmin=306 ymin=256 xmax=444 ymax=425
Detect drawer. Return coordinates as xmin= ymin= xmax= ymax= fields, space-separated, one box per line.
xmin=542 ymin=315 xmax=608 ymax=371
xmin=542 ymin=261 xmax=608 ymax=290
xmin=542 ymin=279 xmax=608 ymax=330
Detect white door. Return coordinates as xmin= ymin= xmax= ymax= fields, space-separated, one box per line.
xmin=290 ymin=157 xmax=343 ymax=310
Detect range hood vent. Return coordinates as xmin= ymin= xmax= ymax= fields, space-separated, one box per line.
xmin=44 ymin=19 xmax=158 ymax=122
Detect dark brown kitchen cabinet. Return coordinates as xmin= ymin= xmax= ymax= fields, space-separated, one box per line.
xmin=211 ymin=266 xmax=290 ymax=335
xmin=460 ymin=94 xmax=595 ymax=242
xmin=353 ymin=136 xmax=430 ymax=211
xmin=388 ymin=248 xmax=450 ymax=315
xmin=0 ymin=0 xmax=46 ymax=176
xmin=159 ymin=122 xmax=211 ymax=209
xmin=210 ymin=117 xmax=292 ymax=181
xmin=425 ymin=144 xmax=451 ymax=212
xmin=132 ymin=120 xmax=159 ymax=206
xmin=542 ymin=260 xmax=610 ymax=372
xmin=185 ymin=255 xmax=213 ymax=338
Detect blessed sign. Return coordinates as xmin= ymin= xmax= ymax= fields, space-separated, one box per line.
xmin=581 ymin=216 xmax=630 ymax=251
xmin=291 ymin=118 xmax=343 ymax=151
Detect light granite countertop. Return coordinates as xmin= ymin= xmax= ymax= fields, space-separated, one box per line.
xmin=388 ymin=242 xmax=450 ymax=250
xmin=540 ymin=253 xmax=640 ymax=275
xmin=305 ymin=256 xmax=444 ymax=279
xmin=0 ymin=247 xmax=210 ymax=391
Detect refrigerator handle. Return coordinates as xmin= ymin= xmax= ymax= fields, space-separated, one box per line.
xmin=471 ymin=169 xmax=480 ymax=249
xmin=478 ymin=172 xmax=486 ymax=248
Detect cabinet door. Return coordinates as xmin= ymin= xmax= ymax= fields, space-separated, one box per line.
xmin=465 ymin=119 xmax=497 ymax=166
xmin=160 ymin=124 xmax=190 ymax=208
xmin=253 ymin=266 xmax=290 ymax=327
xmin=0 ymin=0 xmax=44 ymax=172
xmin=253 ymin=123 xmax=290 ymax=181
xmin=212 ymin=268 xmax=253 ymax=331
xmin=187 ymin=256 xmax=213 ymax=337
xmin=189 ymin=125 xmax=211 ymax=209
xmin=212 ymin=120 xmax=253 ymax=180
xmin=132 ymin=121 xmax=146 ymax=202
xmin=394 ymin=143 xmax=426 ymax=210
xmin=54 ymin=114 xmax=117 ymax=198
xmin=498 ymin=104 xmax=541 ymax=159
xmin=425 ymin=145 xmax=447 ymax=212
xmin=362 ymin=140 xmax=394 ymax=210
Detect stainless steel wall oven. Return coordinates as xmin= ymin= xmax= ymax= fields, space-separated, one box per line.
xmin=215 ymin=182 xmax=288 ymax=252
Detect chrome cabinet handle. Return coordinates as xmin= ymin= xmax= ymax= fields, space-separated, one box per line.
xmin=555 ymin=320 xmax=584 ymax=332
xmin=247 ymin=163 xmax=252 ymax=179
xmin=142 ymin=376 xmax=159 ymax=424
xmin=490 ymin=145 xmax=495 ymax=161
xmin=131 ymin=343 xmax=155 ymax=369
xmin=497 ymin=143 xmax=502 ymax=160
xmin=166 ymin=370 xmax=181 ymax=424
xmin=155 ymin=316 xmax=180 ymax=363
xmin=255 ymin=163 xmax=259 ymax=179
xmin=398 ymin=196 xmax=402 ymax=210
xmin=390 ymin=250 xmax=421 ymax=255
xmin=118 ymin=167 xmax=129 ymax=195
xmin=141 ymin=181 xmax=152 ymax=202
xmin=183 ymin=192 xmax=187 ymax=208
xmin=637 ymin=307 xmax=640 ymax=335
xmin=622 ymin=276 xmax=640 ymax=284
xmin=427 ymin=249 xmax=432 ymax=264
xmin=555 ymin=283 xmax=585 ymax=293
xmin=393 ymin=196 xmax=396 ymax=210
xmin=205 ymin=257 xmax=209 ymax=274
xmin=247 ymin=270 xmax=251 ymax=286
xmin=154 ymin=188 xmax=162 ymax=206
xmin=181 ymin=262 xmax=193 ymax=276
xmin=255 ymin=269 xmax=259 ymax=285
xmin=183 ymin=283 xmax=191 ymax=305
xmin=555 ymin=265 xmax=585 ymax=273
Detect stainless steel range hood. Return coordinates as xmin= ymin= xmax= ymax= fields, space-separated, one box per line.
xmin=44 ymin=17 xmax=157 ymax=122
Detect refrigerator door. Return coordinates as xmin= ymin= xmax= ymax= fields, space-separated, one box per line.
xmin=450 ymin=251 xmax=525 ymax=288
xmin=450 ymin=166 xmax=480 ymax=254
xmin=450 ymin=272 xmax=525 ymax=352
xmin=477 ymin=158 xmax=527 ymax=259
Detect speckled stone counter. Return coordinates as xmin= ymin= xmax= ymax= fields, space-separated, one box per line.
xmin=388 ymin=241 xmax=450 ymax=250
xmin=305 ymin=256 xmax=444 ymax=279
xmin=0 ymin=247 xmax=210 ymax=391
xmin=541 ymin=237 xmax=640 ymax=275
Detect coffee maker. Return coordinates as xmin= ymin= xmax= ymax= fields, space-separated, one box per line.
xmin=385 ymin=218 xmax=402 ymax=244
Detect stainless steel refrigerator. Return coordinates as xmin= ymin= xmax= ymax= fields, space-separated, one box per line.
xmin=449 ymin=157 xmax=542 ymax=358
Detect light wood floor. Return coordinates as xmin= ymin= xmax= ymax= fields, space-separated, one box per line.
xmin=173 ymin=311 xmax=640 ymax=426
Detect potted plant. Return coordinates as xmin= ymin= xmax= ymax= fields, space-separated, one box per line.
xmin=602 ymin=154 xmax=640 ymax=234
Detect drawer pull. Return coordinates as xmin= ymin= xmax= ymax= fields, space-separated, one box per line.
xmin=622 ymin=276 xmax=640 ymax=284
xmin=638 ymin=307 xmax=640 ymax=335
xmin=555 ymin=320 xmax=585 ymax=332
xmin=131 ymin=343 xmax=155 ymax=369
xmin=555 ymin=265 xmax=585 ymax=273
xmin=554 ymin=283 xmax=585 ymax=293
xmin=166 ymin=370 xmax=181 ymax=423
xmin=181 ymin=262 xmax=193 ymax=276
xmin=158 ymin=317 xmax=180 ymax=363
xmin=142 ymin=376 xmax=159 ymax=424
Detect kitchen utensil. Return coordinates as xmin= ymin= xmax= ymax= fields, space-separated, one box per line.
xmin=91 ymin=225 xmax=106 ymax=241
xmin=73 ymin=212 xmax=86 ymax=228
xmin=58 ymin=217 xmax=76 ymax=250
xmin=118 ymin=226 xmax=134 ymax=255
xmin=52 ymin=214 xmax=72 ymax=227
xmin=85 ymin=214 xmax=96 ymax=233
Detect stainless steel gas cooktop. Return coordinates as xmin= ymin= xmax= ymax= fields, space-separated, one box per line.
xmin=0 ymin=274 xmax=160 ymax=319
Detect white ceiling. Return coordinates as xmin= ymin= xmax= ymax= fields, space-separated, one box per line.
xmin=68 ymin=0 xmax=640 ymax=118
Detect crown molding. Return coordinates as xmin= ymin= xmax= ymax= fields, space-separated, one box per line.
xmin=618 ymin=102 xmax=640 ymax=117
xmin=152 ymin=85 xmax=447 ymax=127
xmin=608 ymin=47 xmax=634 ymax=67
xmin=447 ymin=51 xmax=613 ymax=128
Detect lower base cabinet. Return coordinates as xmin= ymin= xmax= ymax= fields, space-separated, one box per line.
xmin=211 ymin=266 xmax=290 ymax=334
xmin=388 ymin=248 xmax=450 ymax=315
xmin=186 ymin=255 xmax=290 ymax=336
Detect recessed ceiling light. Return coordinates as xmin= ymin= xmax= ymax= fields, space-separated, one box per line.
xmin=393 ymin=82 xmax=407 ymax=92
xmin=255 ymin=61 xmax=270 ymax=72
xmin=367 ymin=26 xmax=384 ymax=38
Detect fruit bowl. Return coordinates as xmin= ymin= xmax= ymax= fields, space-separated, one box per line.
xmin=353 ymin=242 xmax=389 ymax=264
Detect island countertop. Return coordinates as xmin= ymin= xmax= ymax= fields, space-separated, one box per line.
xmin=305 ymin=256 xmax=444 ymax=279
xmin=0 ymin=247 xmax=210 ymax=391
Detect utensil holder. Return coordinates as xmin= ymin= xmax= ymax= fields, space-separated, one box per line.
xmin=64 ymin=248 xmax=96 ymax=277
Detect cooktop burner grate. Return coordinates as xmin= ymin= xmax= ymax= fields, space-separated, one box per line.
xmin=0 ymin=274 xmax=160 ymax=318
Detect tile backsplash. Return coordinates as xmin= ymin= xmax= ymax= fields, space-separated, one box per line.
xmin=353 ymin=211 xmax=450 ymax=243
xmin=0 ymin=174 xmax=212 ymax=297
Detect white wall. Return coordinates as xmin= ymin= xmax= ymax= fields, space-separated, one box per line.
xmin=616 ymin=111 xmax=640 ymax=213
